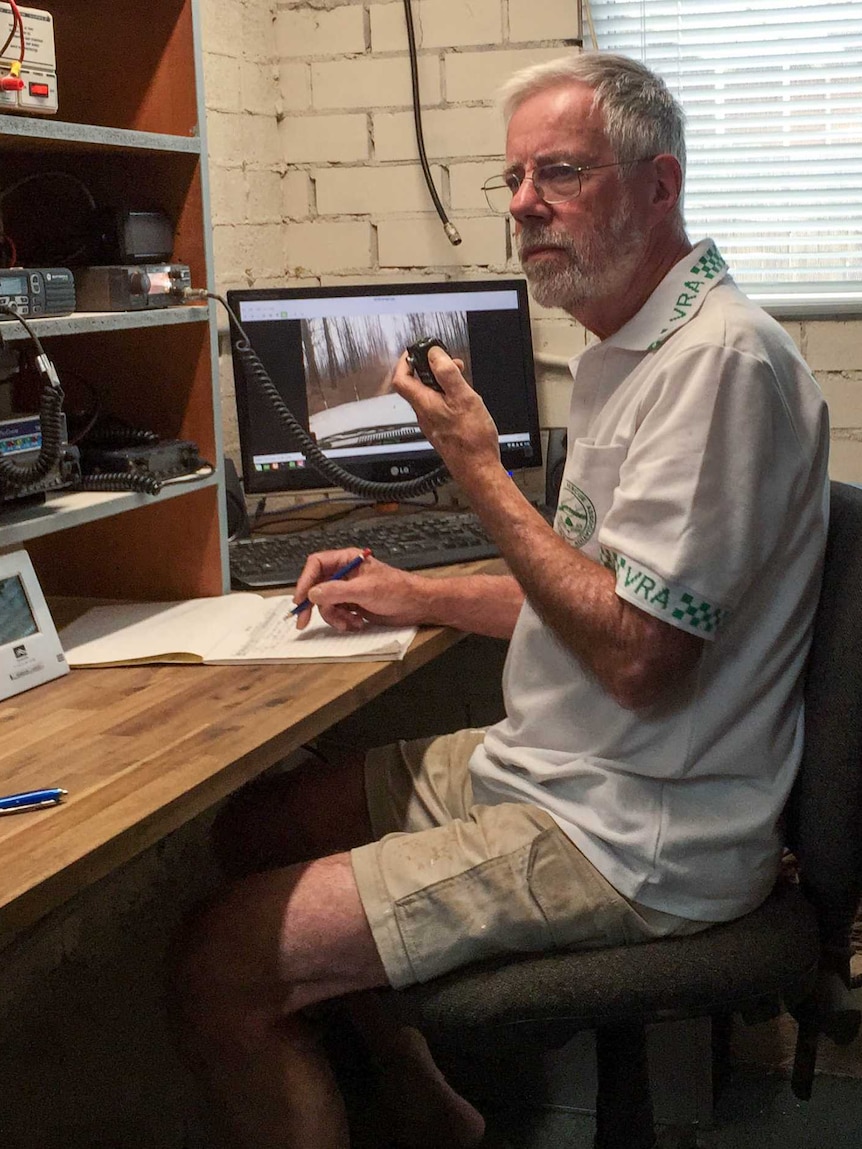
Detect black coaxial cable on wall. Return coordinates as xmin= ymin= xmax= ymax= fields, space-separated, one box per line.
xmin=403 ymin=0 xmax=462 ymax=246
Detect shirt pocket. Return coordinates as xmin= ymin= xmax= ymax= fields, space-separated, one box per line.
xmin=554 ymin=440 xmax=627 ymax=562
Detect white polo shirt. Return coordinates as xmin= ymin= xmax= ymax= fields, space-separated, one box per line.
xmin=470 ymin=240 xmax=830 ymax=922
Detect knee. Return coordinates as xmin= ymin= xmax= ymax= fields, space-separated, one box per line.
xmin=167 ymin=881 xmax=276 ymax=1061
xmin=167 ymin=889 xmax=235 ymax=1046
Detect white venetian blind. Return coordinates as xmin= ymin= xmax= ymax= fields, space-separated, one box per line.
xmin=586 ymin=0 xmax=862 ymax=308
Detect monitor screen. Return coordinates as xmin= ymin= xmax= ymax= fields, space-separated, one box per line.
xmin=227 ymin=278 xmax=542 ymax=496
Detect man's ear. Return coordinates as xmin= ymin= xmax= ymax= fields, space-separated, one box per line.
xmin=650 ymin=153 xmax=683 ymax=217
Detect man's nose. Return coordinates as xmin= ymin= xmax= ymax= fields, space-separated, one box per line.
xmin=509 ymin=176 xmax=552 ymax=222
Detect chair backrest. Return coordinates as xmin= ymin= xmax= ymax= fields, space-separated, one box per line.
xmin=787 ymin=480 xmax=862 ymax=952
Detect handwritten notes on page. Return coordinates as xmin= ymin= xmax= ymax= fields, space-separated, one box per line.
xmin=58 ymin=595 xmax=418 ymax=667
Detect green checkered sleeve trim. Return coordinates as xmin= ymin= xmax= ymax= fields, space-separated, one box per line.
xmin=691 ymin=245 xmax=727 ymax=280
xmin=601 ymin=547 xmax=729 ymax=638
xmin=670 ymin=593 xmax=727 ymax=633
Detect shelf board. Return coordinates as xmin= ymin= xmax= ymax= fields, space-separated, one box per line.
xmin=0 ymin=470 xmax=220 ymax=548
xmin=0 ymin=305 xmax=211 ymax=342
xmin=0 ymin=116 xmax=201 ymax=155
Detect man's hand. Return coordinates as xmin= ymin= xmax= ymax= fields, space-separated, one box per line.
xmin=292 ymin=549 xmax=430 ymax=632
xmin=292 ymin=548 xmax=525 ymax=640
xmin=392 ymin=347 xmax=504 ymax=491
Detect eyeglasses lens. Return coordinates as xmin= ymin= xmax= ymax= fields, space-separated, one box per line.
xmin=482 ymin=165 xmax=583 ymax=213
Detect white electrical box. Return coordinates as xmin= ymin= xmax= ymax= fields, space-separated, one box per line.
xmin=0 ymin=4 xmax=57 ymax=116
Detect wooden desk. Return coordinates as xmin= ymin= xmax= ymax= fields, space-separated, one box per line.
xmin=0 ymin=563 xmax=503 ymax=952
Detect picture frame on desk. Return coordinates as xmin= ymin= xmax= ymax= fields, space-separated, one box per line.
xmin=0 ymin=550 xmax=69 ymax=702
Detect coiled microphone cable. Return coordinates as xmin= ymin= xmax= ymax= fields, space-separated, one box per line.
xmin=0 ymin=306 xmax=65 ymax=493
xmin=78 ymin=469 xmax=164 ymax=496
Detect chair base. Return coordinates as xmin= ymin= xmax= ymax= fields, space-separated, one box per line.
xmin=594 ymin=1023 xmax=655 ymax=1149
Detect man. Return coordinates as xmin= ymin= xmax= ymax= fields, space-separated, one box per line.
xmin=175 ymin=53 xmax=829 ymax=1148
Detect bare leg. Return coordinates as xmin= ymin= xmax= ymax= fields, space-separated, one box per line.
xmin=199 ymin=1011 xmax=351 ymax=1149
xmin=175 ymin=849 xmax=486 ymax=1148
xmin=344 ymin=992 xmax=486 ymax=1148
xmin=175 ymin=853 xmax=386 ymax=1149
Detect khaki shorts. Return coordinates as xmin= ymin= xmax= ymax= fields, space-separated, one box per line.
xmin=350 ymin=729 xmax=708 ymax=989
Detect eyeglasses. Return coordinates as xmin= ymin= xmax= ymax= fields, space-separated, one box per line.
xmin=482 ymin=158 xmax=655 ymax=214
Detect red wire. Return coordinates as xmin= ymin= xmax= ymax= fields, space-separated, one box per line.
xmin=8 ymin=0 xmax=23 ymax=63
xmin=2 ymin=234 xmax=18 ymax=267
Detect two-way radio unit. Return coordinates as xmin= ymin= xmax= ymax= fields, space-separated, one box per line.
xmin=0 ymin=412 xmax=80 ymax=504
xmin=72 ymin=264 xmax=192 ymax=311
xmin=0 ymin=267 xmax=75 ymax=316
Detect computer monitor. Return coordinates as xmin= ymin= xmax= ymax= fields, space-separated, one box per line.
xmin=227 ymin=278 xmax=542 ymax=496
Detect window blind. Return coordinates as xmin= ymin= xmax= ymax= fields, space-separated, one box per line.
xmin=586 ymin=0 xmax=862 ymax=311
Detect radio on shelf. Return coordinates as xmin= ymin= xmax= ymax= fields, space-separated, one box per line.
xmin=0 ymin=267 xmax=75 ymax=316
xmin=72 ymin=264 xmax=192 ymax=312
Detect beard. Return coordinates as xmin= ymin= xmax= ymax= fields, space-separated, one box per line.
xmin=517 ymin=192 xmax=646 ymax=312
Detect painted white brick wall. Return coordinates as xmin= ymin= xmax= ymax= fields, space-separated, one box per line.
xmin=508 ymin=0 xmax=582 ymax=43
xmin=373 ymin=0 xmax=503 ymax=50
xmin=199 ymin=0 xmax=862 ymax=479
xmin=445 ymin=46 xmax=568 ymax=102
xmin=277 ymin=5 xmax=366 ymax=57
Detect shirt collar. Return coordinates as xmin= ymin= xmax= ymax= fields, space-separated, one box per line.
xmin=603 ymin=238 xmax=730 ymax=353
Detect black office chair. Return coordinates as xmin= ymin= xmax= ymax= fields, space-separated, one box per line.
xmin=396 ymin=480 xmax=862 ymax=1148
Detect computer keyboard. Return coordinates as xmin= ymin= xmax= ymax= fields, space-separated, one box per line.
xmin=229 ymin=508 xmax=500 ymax=589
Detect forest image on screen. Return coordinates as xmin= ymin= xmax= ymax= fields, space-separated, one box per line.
xmin=301 ymin=310 xmax=470 ymax=452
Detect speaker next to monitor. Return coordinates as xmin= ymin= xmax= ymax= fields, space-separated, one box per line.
xmin=544 ymin=428 xmax=567 ymax=512
xmin=224 ymin=456 xmax=250 ymax=540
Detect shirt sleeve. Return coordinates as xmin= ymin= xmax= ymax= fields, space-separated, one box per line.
xmin=598 ymin=342 xmax=810 ymax=639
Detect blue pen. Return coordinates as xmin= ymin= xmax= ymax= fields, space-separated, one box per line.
xmin=0 ymin=788 xmax=68 ymax=813
xmin=289 ymin=548 xmax=372 ymax=617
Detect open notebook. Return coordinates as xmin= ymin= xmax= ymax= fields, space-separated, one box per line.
xmin=58 ymin=595 xmax=418 ymax=667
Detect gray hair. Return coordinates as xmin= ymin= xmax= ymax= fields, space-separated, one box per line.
xmin=498 ymin=52 xmax=686 ymax=181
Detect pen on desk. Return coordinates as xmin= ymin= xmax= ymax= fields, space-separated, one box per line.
xmin=289 ymin=548 xmax=372 ymax=617
xmin=0 ymin=788 xmax=68 ymax=814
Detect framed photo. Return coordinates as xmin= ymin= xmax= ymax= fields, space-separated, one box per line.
xmin=0 ymin=550 xmax=68 ymax=702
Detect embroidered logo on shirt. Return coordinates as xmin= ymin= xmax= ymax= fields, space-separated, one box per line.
xmin=647 ymin=242 xmax=729 ymax=351
xmin=555 ymin=481 xmax=597 ymax=547
xmin=601 ymin=548 xmax=728 ymax=636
